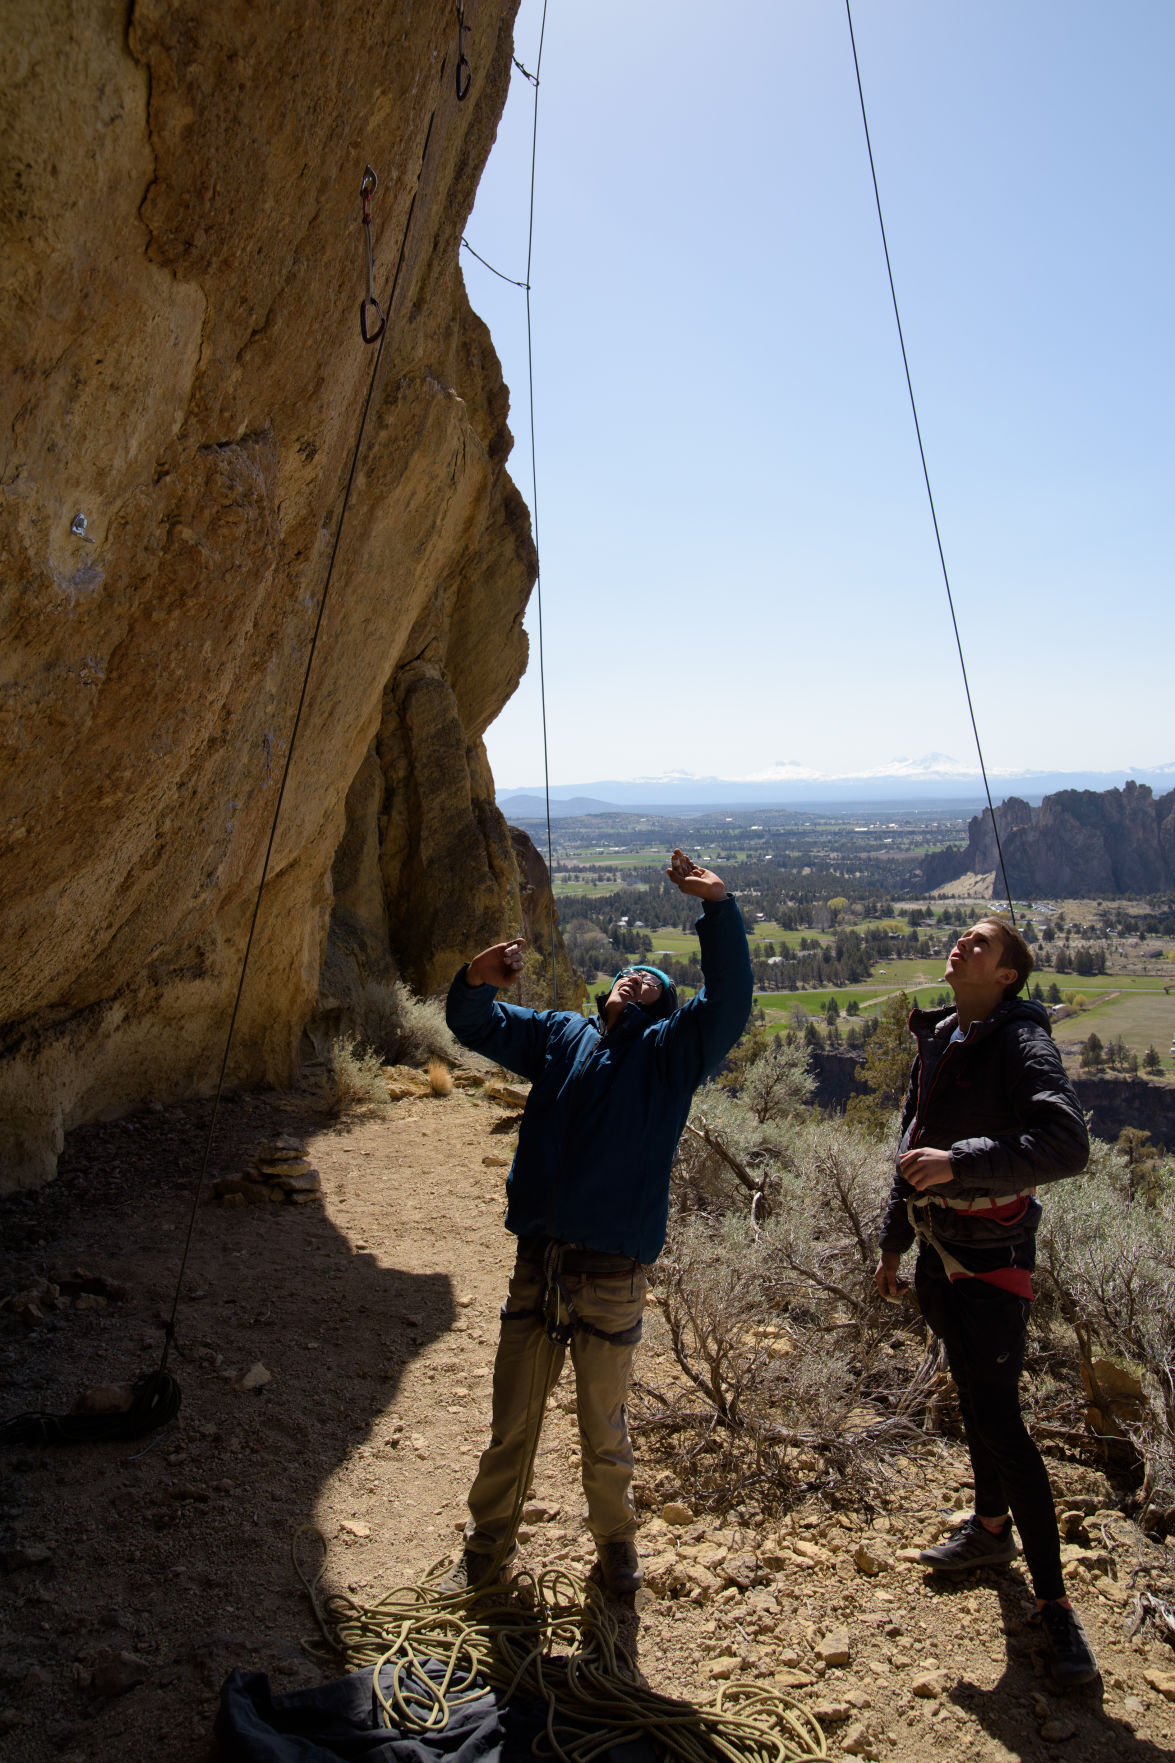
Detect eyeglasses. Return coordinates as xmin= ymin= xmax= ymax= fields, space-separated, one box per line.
xmin=619 ymin=968 xmax=663 ymax=992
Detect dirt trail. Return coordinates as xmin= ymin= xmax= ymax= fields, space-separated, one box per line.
xmin=2 ymin=1085 xmax=1174 ymax=1761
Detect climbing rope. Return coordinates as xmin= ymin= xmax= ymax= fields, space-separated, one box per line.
xmin=844 ymin=0 xmax=1016 ymax=924
xmin=521 ymin=3 xmax=560 ymax=1009
xmin=0 ymin=1368 xmax=181 ymax=1449
xmin=297 ymin=1546 xmax=825 ymax=1763
xmin=295 ymin=1314 xmax=823 ymax=1762
xmin=462 ymin=3 xmax=559 ymax=1007
xmin=159 ymin=68 xmax=449 ymax=1378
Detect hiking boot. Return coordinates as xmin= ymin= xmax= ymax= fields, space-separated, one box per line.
xmin=1032 ymin=1600 xmax=1100 ymax=1687
xmin=595 ymin=1538 xmax=643 ymax=1596
xmin=437 ymin=1549 xmax=509 ymax=1594
xmin=918 ymin=1515 xmax=1018 ymax=1574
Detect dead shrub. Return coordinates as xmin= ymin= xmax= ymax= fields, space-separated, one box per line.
xmin=655 ymin=1085 xmax=1175 ymax=1533
xmin=1037 ymin=1136 xmax=1175 ymax=1524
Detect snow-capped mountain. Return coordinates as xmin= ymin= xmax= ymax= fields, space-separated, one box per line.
xmin=496 ymin=760 xmax=1175 ymax=813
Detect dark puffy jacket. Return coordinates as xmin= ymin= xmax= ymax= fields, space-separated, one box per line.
xmin=878 ymin=997 xmax=1089 ymax=1263
xmin=445 ymin=897 xmax=752 ymax=1263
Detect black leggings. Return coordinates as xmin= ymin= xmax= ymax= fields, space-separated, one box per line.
xmin=916 ymin=1247 xmax=1064 ymax=1602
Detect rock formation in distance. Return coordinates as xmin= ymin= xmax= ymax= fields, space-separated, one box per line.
xmin=922 ymin=783 xmax=1175 ymax=897
xmin=0 ymin=0 xmax=546 ymax=1187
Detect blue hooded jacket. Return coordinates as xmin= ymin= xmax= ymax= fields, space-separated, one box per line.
xmin=445 ymin=896 xmax=753 ymax=1263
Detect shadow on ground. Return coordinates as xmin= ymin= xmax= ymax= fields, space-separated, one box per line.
xmin=930 ymin=1571 xmax=1174 ymax=1760
xmin=0 ymin=1091 xmax=456 ymax=1762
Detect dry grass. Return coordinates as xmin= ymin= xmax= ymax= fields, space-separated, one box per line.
xmin=427 ymin=1058 xmax=454 ymax=1097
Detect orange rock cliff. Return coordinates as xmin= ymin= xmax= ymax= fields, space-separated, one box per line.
xmin=1 ymin=0 xmax=544 ymax=1187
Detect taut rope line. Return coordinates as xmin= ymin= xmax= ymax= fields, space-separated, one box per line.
xmin=844 ymin=0 xmax=1017 ymax=923
xmin=522 ymin=1 xmax=560 ymax=1008
xmin=463 ymin=3 xmax=559 ymax=1007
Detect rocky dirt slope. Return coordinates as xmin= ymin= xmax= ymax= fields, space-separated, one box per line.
xmin=2 ymin=1088 xmax=1175 ymax=1761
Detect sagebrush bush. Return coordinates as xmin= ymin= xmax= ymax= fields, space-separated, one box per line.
xmin=648 ymin=1071 xmax=1175 ymax=1528
xmin=359 ymin=979 xmax=456 ymax=1067
xmin=641 ymin=1110 xmax=930 ymax=1510
xmin=741 ymin=1035 xmax=815 ymax=1124
xmin=1037 ymin=1136 xmax=1175 ymax=1519
xmin=311 ymin=1036 xmax=389 ymax=1116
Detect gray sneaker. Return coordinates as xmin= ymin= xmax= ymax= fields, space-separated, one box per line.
xmin=918 ymin=1515 xmax=1018 ymax=1573
xmin=1032 ymin=1600 xmax=1100 ymax=1687
xmin=595 ymin=1539 xmax=643 ymax=1596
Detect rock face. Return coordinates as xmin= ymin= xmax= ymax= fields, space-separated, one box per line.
xmin=922 ymin=784 xmax=1175 ymax=897
xmin=0 ymin=0 xmax=540 ymax=1187
xmin=508 ymin=825 xmax=585 ymax=1013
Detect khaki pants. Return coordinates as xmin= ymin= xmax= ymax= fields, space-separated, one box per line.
xmin=465 ymin=1249 xmax=648 ymax=1554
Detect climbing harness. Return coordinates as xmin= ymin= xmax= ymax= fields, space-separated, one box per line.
xmin=499 ymin=1240 xmax=646 ymax=1348
xmin=359 ymin=164 xmax=386 ymax=344
xmin=905 ymin=1189 xmax=1036 ymax=1284
xmin=455 ymin=1 xmax=472 ymax=100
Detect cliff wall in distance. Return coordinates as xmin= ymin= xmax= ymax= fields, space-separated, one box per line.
xmin=922 ymin=783 xmax=1175 ymax=897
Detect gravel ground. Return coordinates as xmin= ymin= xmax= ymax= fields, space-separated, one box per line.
xmin=2 ymin=1084 xmax=1175 ymax=1761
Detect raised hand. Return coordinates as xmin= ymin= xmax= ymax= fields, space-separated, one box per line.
xmin=665 ymin=847 xmax=727 ymax=902
xmin=467 ymin=937 xmax=527 ymax=988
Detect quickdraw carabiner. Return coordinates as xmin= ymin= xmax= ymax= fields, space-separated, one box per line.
xmin=455 ymin=2 xmax=472 ymax=101
xmin=359 ymin=164 xmax=386 ymax=345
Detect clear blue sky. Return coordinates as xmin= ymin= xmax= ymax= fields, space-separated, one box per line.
xmin=464 ymin=0 xmax=1173 ymax=789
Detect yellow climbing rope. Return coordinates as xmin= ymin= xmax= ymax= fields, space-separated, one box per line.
xmin=296 ymin=1538 xmax=827 ymax=1763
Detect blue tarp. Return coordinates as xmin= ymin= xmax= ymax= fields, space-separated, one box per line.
xmin=216 ymin=1662 xmax=658 ymax=1763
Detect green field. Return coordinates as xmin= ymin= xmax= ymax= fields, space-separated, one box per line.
xmin=1051 ymin=989 xmax=1175 ymax=1065
xmin=759 ymin=984 xmax=950 ymax=1020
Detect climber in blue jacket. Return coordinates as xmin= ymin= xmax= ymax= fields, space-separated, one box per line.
xmin=444 ymin=848 xmax=752 ymax=1595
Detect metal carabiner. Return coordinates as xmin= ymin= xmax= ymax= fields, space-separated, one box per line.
xmin=359 ymin=164 xmax=386 ymax=344
xmin=455 ymin=1 xmax=472 ymax=100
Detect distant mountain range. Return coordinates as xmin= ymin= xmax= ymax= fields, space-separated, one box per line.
xmin=497 ymin=758 xmax=1175 ymax=816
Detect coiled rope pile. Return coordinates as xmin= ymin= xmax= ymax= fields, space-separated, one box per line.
xmin=294 ymin=1302 xmax=825 ymax=1763
xmin=296 ymin=1536 xmax=827 ymax=1763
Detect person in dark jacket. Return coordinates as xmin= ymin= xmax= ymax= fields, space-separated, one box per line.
xmin=445 ymin=849 xmax=752 ymax=1594
xmin=875 ymin=916 xmax=1098 ymax=1685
